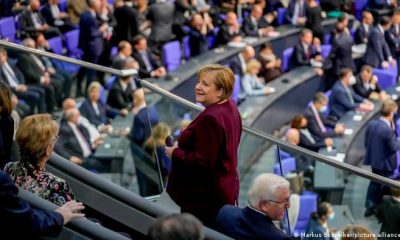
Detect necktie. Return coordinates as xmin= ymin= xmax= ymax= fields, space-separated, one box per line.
xmin=141 ymin=51 xmax=152 ymax=72
xmin=298 ymin=2 xmax=303 ymax=18
xmin=32 ymin=12 xmax=43 ymax=29
xmin=301 ymin=129 xmax=316 ymax=144
xmin=3 ymin=64 xmax=19 ymax=87
xmin=50 ymin=4 xmax=60 ymax=19
xmin=312 ymin=105 xmax=326 ymax=133
xmin=76 ymin=125 xmax=92 ymax=157
xmin=30 ymin=54 xmax=46 ymax=73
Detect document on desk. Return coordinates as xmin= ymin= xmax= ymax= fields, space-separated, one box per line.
xmin=344 ymin=129 xmax=353 ymax=135
xmin=353 ymin=115 xmax=362 ymax=121
xmin=330 ymin=153 xmax=345 ymax=162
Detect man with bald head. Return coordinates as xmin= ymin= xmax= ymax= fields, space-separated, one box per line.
xmin=242 ymin=5 xmax=275 ymax=37
xmin=229 ymin=45 xmax=255 ymax=77
xmin=215 ymin=11 xmax=244 ymax=46
xmin=286 ymin=128 xmax=300 ymax=145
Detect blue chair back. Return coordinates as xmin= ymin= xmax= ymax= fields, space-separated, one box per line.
xmin=48 ymin=36 xmax=64 ymax=55
xmin=0 ymin=17 xmax=17 ymax=42
xmin=320 ymin=44 xmax=331 ymax=58
xmin=231 ymin=74 xmax=241 ymax=104
xmin=294 ymin=194 xmax=318 ymax=235
xmin=277 ymin=8 xmax=287 ymax=25
xmin=162 ymin=40 xmax=181 ymax=72
xmin=373 ymin=68 xmax=397 ymax=89
xmin=275 ymin=148 xmax=292 ymax=163
xmin=282 ymin=47 xmax=293 ymax=72
xmin=274 ymin=157 xmax=296 ymax=176
xmin=355 ymin=0 xmax=368 ymax=20
xmin=182 ymin=36 xmax=191 ymax=60
xmin=65 ymin=29 xmax=82 ymax=58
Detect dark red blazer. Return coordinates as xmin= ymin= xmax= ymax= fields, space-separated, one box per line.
xmin=167 ymin=99 xmax=242 ymax=226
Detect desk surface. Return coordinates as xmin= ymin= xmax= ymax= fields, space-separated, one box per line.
xmin=330 ymin=205 xmax=355 ymax=230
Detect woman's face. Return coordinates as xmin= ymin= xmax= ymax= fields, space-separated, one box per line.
xmin=89 ymin=88 xmax=100 ymax=102
xmin=195 ymin=72 xmax=222 ymax=106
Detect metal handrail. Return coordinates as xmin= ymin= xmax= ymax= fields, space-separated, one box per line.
xmin=140 ymin=80 xmax=400 ymax=190
xmin=0 ymin=40 xmax=136 ymax=77
xmin=2 ymin=39 xmax=399 ymax=190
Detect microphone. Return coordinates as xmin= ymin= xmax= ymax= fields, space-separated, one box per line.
xmin=165 ymin=135 xmax=175 ymax=147
xmin=343 ymin=209 xmax=355 ymax=225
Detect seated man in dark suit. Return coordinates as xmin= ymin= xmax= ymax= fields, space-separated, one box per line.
xmin=18 ymin=0 xmax=62 ymax=39
xmin=0 ymin=48 xmax=46 ymax=114
xmin=55 ymin=108 xmax=102 ymax=167
xmin=216 ymin=173 xmax=291 ymax=240
xmin=329 ymin=68 xmax=374 ymax=121
xmin=363 ymin=16 xmax=395 ymax=68
xmin=215 ymin=11 xmax=244 ymax=46
xmin=354 ymin=65 xmax=386 ymax=100
xmin=107 ymin=60 xmax=135 ymax=110
xmin=242 ymin=5 xmax=274 ymax=37
xmin=304 ymin=92 xmax=345 ymax=142
xmin=285 ymin=0 xmax=307 ymax=26
xmin=130 ymin=88 xmax=159 ymax=147
xmin=289 ymin=29 xmax=322 ymax=71
xmin=364 ymin=99 xmax=400 ymax=216
xmin=40 ymin=0 xmax=75 ymax=33
xmin=368 ymin=0 xmax=398 ymax=9
xmin=228 ymin=45 xmax=255 ymax=78
xmin=132 ymin=35 xmax=166 ymax=79
xmin=355 ymin=11 xmax=374 ymax=44
xmin=0 ymin=170 xmax=84 ymax=238
xmin=111 ymin=41 xmax=139 ymax=70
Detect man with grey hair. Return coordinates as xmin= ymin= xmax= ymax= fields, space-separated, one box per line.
xmin=216 ymin=173 xmax=291 ymax=240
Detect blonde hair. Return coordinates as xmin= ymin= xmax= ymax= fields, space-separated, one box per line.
xmin=144 ymin=122 xmax=171 ymax=150
xmin=87 ymin=81 xmax=102 ymax=95
xmin=16 ymin=114 xmax=58 ymax=165
xmin=246 ymin=59 xmax=261 ymax=74
xmin=342 ymin=225 xmax=376 ymax=240
xmin=197 ymin=64 xmax=235 ymax=100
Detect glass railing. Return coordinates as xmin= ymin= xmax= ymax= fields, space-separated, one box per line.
xmin=141 ymin=79 xmax=400 ymax=238
xmin=3 ymin=39 xmax=400 ymax=238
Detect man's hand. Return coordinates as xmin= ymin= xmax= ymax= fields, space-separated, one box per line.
xmin=15 ymin=84 xmax=27 ymax=92
xmin=334 ymin=123 xmax=345 ymax=134
xmin=55 ymin=201 xmax=85 ymax=225
xmin=70 ymin=156 xmax=83 ymax=165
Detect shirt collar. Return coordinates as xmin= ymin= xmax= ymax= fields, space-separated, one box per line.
xmin=380 ymin=117 xmax=391 ymax=128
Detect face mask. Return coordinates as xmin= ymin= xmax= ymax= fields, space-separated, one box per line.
xmin=319 ymin=105 xmax=328 ymax=113
xmin=349 ymin=76 xmax=356 ymax=85
xmin=328 ymin=212 xmax=335 ymax=220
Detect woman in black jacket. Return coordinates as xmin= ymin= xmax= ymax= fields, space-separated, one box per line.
xmin=0 ymin=83 xmax=14 ymax=169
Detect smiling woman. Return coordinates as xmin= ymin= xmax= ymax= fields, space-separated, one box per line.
xmin=165 ymin=64 xmax=243 ymax=227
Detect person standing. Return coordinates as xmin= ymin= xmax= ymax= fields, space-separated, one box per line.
xmin=165 ymin=64 xmax=242 ymax=227
xmin=364 ymin=99 xmax=400 ymax=217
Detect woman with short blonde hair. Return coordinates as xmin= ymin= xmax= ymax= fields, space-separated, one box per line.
xmin=5 ymin=114 xmax=75 ymax=206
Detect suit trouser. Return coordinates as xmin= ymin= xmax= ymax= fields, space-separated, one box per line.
xmin=16 ymin=85 xmax=46 ymax=113
xmin=365 ymin=168 xmax=394 ymax=211
xmin=77 ymin=52 xmax=100 ymax=96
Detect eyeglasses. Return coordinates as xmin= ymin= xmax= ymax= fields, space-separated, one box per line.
xmin=266 ymin=194 xmax=291 ymax=205
xmin=52 ymin=136 xmax=59 ymax=144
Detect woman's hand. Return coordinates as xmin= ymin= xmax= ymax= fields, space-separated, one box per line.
xmin=165 ymin=141 xmax=178 ymax=159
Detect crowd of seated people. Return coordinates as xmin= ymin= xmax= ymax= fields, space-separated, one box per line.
xmin=1 ymin=0 xmax=400 ymax=238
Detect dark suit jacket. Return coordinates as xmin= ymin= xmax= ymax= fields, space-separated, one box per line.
xmin=130 ymin=106 xmax=159 ymax=146
xmin=376 ymin=196 xmax=400 ymax=236
xmin=41 ymin=3 xmax=61 ymax=26
xmin=364 ymin=119 xmax=400 ymax=172
xmin=0 ymin=115 xmax=13 ymax=169
xmin=355 ymin=24 xmax=370 ymax=44
xmin=147 ymin=1 xmax=175 ymax=44
xmin=289 ymin=42 xmax=318 ymax=69
xmin=17 ymin=52 xmax=43 ymax=84
xmin=112 ymin=5 xmax=139 ymax=45
xmin=330 ymin=32 xmax=355 ymax=75
xmin=363 ymin=26 xmax=392 ymax=68
xmin=54 ymin=120 xmax=92 ymax=160
xmin=78 ymin=11 xmax=103 ymax=57
xmin=285 ymin=0 xmax=307 ymax=24
xmin=0 ymin=60 xmax=26 ymax=90
xmin=106 ymin=80 xmax=133 ymax=110
xmin=0 ymin=170 xmax=63 ymax=238
xmin=228 ymin=55 xmax=244 ymax=77
xmin=304 ymin=106 xmax=337 ymax=142
xmin=216 ymin=205 xmax=291 ymax=240
xmin=188 ymin=27 xmax=210 ymax=57
xmin=242 ymin=16 xmax=269 ymax=37
xmin=329 ymin=81 xmax=364 ymax=120
xmin=385 ymin=24 xmax=400 ymax=58
xmin=132 ymin=49 xmax=161 ymax=78
xmin=215 ymin=25 xmax=244 ymax=46
xmin=79 ymin=99 xmax=119 ymax=127
xmin=368 ymin=0 xmax=393 ymax=9
xmin=299 ymin=130 xmax=326 ymax=152
xmin=18 ymin=9 xmax=47 ymax=37
xmin=353 ymin=75 xmax=381 ymax=99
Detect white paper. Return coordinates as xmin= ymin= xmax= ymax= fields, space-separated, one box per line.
xmin=353 ymin=115 xmax=362 ymax=121
xmin=344 ymin=129 xmax=353 ymax=135
xmin=392 ymin=94 xmax=398 ymax=100
xmin=331 ymin=153 xmax=345 ymax=162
